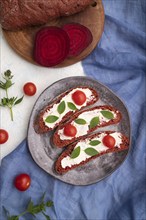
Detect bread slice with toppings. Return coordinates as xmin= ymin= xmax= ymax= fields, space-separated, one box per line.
xmin=35 ymin=87 xmax=99 ymax=133
xmin=52 ymin=105 xmax=122 ymax=147
xmin=55 ymin=131 xmax=129 ymax=174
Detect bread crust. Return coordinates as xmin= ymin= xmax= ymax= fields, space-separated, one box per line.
xmin=34 ymin=86 xmax=99 ymax=133
xmin=52 ymin=105 xmax=122 ymax=147
xmin=55 ymin=131 xmax=129 ymax=174
xmin=1 ymin=0 xmax=95 ymax=30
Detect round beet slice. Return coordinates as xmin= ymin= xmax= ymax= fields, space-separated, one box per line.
xmin=34 ymin=27 xmax=70 ymax=67
xmin=62 ymin=23 xmax=93 ymax=57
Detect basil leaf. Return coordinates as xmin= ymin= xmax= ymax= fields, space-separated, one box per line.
xmin=45 ymin=115 xmax=59 ymax=123
xmin=70 ymin=146 xmax=80 ymax=159
xmin=14 ymin=96 xmax=24 ymax=105
xmin=8 ymin=216 xmax=19 ymax=220
xmin=84 ymin=148 xmax=99 ymax=156
xmin=57 ymin=101 xmax=65 ymax=114
xmin=89 ymin=116 xmax=100 ymax=129
xmin=4 ymin=70 xmax=13 ymax=79
xmin=101 ymin=110 xmax=114 ymax=119
xmin=5 ymin=80 xmax=13 ymax=89
xmin=75 ymin=118 xmax=86 ymax=125
xmin=89 ymin=140 xmax=101 ymax=146
xmin=31 ymin=204 xmax=43 ymax=214
xmin=3 ymin=192 xmax=53 ymax=220
xmin=1 ymin=98 xmax=8 ymax=106
xmin=40 ymin=192 xmax=46 ymax=203
xmin=0 ymin=81 xmax=5 ymax=89
xmin=46 ymin=201 xmax=54 ymax=207
xmin=27 ymin=199 xmax=34 ymax=212
xmin=67 ymin=102 xmax=77 ymax=110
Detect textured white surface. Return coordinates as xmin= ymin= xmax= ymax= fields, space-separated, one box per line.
xmin=0 ymin=29 xmax=85 ymax=159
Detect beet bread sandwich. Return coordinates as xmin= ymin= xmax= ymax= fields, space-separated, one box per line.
xmin=35 ymin=87 xmax=99 ymax=133
xmin=52 ymin=105 xmax=122 ymax=147
xmin=55 ymin=131 xmax=129 ymax=174
xmin=1 ymin=0 xmax=97 ymax=30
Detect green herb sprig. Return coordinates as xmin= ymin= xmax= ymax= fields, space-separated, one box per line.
xmin=0 ymin=70 xmax=23 ymax=121
xmin=3 ymin=193 xmax=53 ymax=220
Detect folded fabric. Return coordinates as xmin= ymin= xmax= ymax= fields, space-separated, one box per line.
xmin=1 ymin=0 xmax=146 ymax=219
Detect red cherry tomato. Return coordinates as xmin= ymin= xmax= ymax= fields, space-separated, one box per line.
xmin=14 ymin=174 xmax=31 ymax=191
xmin=72 ymin=90 xmax=86 ymax=105
xmin=64 ymin=124 xmax=77 ymax=137
xmin=0 ymin=129 xmax=9 ymax=144
xmin=102 ymin=135 xmax=116 ymax=148
xmin=23 ymin=82 xmax=37 ymax=96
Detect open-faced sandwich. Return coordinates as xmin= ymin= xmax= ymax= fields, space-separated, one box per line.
xmin=35 ymin=86 xmax=99 ymax=133
xmin=55 ymin=131 xmax=129 ymax=174
xmin=52 ymin=105 xmax=122 ymax=147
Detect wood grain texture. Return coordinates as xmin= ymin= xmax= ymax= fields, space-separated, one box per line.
xmin=2 ymin=0 xmax=104 ymax=68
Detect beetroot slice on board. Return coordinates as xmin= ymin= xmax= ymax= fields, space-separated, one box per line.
xmin=34 ymin=27 xmax=70 ymax=67
xmin=62 ymin=23 xmax=93 ymax=57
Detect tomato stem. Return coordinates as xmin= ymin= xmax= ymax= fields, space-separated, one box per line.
xmin=6 ymin=88 xmax=9 ymax=99
xmin=10 ymin=107 xmax=14 ymax=121
xmin=5 ymin=88 xmax=14 ymax=121
xmin=18 ymin=210 xmax=28 ymax=217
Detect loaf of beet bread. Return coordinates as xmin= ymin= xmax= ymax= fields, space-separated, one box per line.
xmin=55 ymin=131 xmax=129 ymax=174
xmin=34 ymin=86 xmax=99 ymax=133
xmin=1 ymin=0 xmax=96 ymax=30
xmin=52 ymin=105 xmax=122 ymax=147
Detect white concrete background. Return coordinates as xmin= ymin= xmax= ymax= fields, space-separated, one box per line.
xmin=0 ymin=29 xmax=85 ymax=159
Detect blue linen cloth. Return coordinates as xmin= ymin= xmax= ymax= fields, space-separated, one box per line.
xmin=1 ymin=0 xmax=146 ymax=219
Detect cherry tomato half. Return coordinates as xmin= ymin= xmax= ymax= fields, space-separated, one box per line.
xmin=102 ymin=135 xmax=116 ymax=148
xmin=14 ymin=173 xmax=31 ymax=191
xmin=64 ymin=124 xmax=77 ymax=137
xmin=23 ymin=82 xmax=37 ymax=96
xmin=72 ymin=90 xmax=86 ymax=105
xmin=0 ymin=129 xmax=9 ymax=144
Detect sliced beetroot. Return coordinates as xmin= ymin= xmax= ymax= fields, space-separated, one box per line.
xmin=34 ymin=27 xmax=70 ymax=67
xmin=62 ymin=23 xmax=93 ymax=57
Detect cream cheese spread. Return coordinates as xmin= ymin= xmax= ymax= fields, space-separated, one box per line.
xmin=58 ymin=109 xmax=116 ymax=140
xmin=61 ymin=132 xmax=122 ymax=168
xmin=43 ymin=88 xmax=94 ymax=128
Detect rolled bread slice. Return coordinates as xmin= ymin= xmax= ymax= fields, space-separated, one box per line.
xmin=52 ymin=105 xmax=122 ymax=147
xmin=35 ymin=86 xmax=98 ymax=133
xmin=55 ymin=131 xmax=129 ymax=174
xmin=1 ymin=0 xmax=96 ymax=30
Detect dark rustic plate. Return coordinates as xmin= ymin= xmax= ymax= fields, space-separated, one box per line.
xmin=27 ymin=76 xmax=131 ymax=185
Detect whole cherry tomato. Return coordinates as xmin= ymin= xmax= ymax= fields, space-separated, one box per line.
xmin=23 ymin=82 xmax=37 ymax=96
xmin=14 ymin=173 xmax=31 ymax=191
xmin=102 ymin=135 xmax=116 ymax=148
xmin=0 ymin=129 xmax=9 ymax=144
xmin=64 ymin=124 xmax=77 ymax=137
xmin=72 ymin=90 xmax=86 ymax=105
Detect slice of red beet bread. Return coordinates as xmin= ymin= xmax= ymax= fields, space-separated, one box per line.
xmin=55 ymin=131 xmax=129 ymax=175
xmin=52 ymin=105 xmax=122 ymax=147
xmin=34 ymin=86 xmax=99 ymax=133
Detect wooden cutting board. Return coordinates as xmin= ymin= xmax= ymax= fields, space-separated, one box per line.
xmin=2 ymin=0 xmax=104 ymax=68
